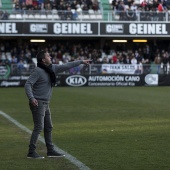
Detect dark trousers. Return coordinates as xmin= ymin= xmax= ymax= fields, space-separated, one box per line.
xmin=28 ymin=100 xmax=54 ymax=153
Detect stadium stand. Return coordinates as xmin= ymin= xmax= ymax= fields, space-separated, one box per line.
xmin=4 ymin=0 xmax=103 ymax=21
xmin=0 ymin=0 xmax=169 ymax=76
xmin=100 ymin=0 xmax=112 ymax=20
xmin=1 ymin=0 xmax=13 ymax=10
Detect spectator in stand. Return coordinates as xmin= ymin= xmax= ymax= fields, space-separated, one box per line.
xmin=131 ymin=53 xmax=137 ymax=65
xmin=3 ymin=55 xmax=11 ymax=66
xmin=121 ymin=51 xmax=127 ymax=64
xmin=45 ymin=2 xmax=52 ymax=10
xmin=118 ymin=1 xmax=125 ymax=21
xmin=26 ymin=0 xmax=33 ymax=10
xmin=144 ymin=6 xmax=152 ymax=21
xmin=143 ymin=57 xmax=151 ymax=73
xmin=14 ymin=0 xmax=21 ymax=10
xmin=66 ymin=7 xmax=73 ymax=20
xmin=0 ymin=54 xmax=4 ymax=66
xmin=21 ymin=2 xmax=27 ymax=10
xmin=149 ymin=6 xmax=157 ymax=21
xmin=62 ymin=52 xmax=71 ymax=63
xmin=0 ymin=11 xmax=4 ymax=20
xmin=103 ymin=42 xmax=111 ymax=55
xmin=125 ymin=6 xmax=136 ymax=21
xmin=143 ymin=44 xmax=151 ymax=60
xmin=50 ymin=0 xmax=57 ymax=9
xmin=141 ymin=0 xmax=148 ymax=8
xmin=95 ymin=58 xmax=102 ymax=73
xmin=82 ymin=3 xmax=89 ymax=14
xmin=157 ymin=1 xmax=165 ymax=21
xmin=25 ymin=54 xmax=33 ymax=64
xmin=57 ymin=50 xmax=62 ymax=61
xmin=130 ymin=2 xmax=138 ymax=12
xmin=135 ymin=50 xmax=143 ymax=64
xmin=153 ymin=0 xmax=159 ymax=9
xmin=92 ymin=0 xmax=99 ymax=11
xmin=161 ymin=52 xmax=169 ymax=74
xmin=32 ymin=0 xmax=38 ymax=7
xmin=111 ymin=52 xmax=118 ymax=64
xmin=102 ymin=56 xmax=109 ymax=63
xmin=87 ymin=0 xmax=93 ymax=9
xmin=140 ymin=7 xmax=147 ymax=21
xmin=57 ymin=1 xmax=65 ymax=11
xmin=11 ymin=55 xmax=18 ymax=64
xmin=52 ymin=55 xmax=60 ymax=64
xmin=154 ymin=53 xmax=161 ymax=74
xmin=71 ymin=1 xmax=77 ymax=9
xmin=91 ymin=49 xmax=99 ymax=63
xmin=17 ymin=59 xmax=25 ymax=73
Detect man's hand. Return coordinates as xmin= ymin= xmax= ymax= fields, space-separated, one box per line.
xmin=31 ymin=98 xmax=38 ymax=106
xmin=82 ymin=60 xmax=92 ymax=65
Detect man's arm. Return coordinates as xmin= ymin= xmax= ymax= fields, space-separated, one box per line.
xmin=53 ymin=60 xmax=91 ymax=73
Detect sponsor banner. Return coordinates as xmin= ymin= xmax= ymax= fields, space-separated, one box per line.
xmin=0 ymin=22 xmax=22 ymax=34
xmin=101 ymin=64 xmax=141 ymax=74
xmin=0 ymin=80 xmax=26 ymax=87
xmin=0 ymin=65 xmax=11 ymax=79
xmin=0 ymin=75 xmax=30 ymax=87
xmin=23 ymin=22 xmax=98 ymax=35
xmin=1 ymin=74 xmax=169 ymax=87
xmin=0 ymin=22 xmax=98 ymax=35
xmin=0 ymin=22 xmax=170 ymax=36
xmin=145 ymin=74 xmax=158 ymax=86
xmin=57 ymin=74 xmax=158 ymax=87
xmin=100 ymin=22 xmax=170 ymax=36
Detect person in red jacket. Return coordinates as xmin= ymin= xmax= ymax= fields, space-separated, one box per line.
xmin=157 ymin=2 xmax=165 ymax=21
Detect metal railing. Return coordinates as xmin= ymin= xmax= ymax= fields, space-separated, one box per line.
xmin=8 ymin=63 xmax=169 ymax=75
xmin=109 ymin=10 xmax=169 ymax=22
xmin=1 ymin=9 xmax=103 ymax=21
xmin=1 ymin=9 xmax=169 ymax=22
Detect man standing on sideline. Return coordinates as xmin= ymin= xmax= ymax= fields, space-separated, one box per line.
xmin=25 ymin=50 xmax=91 ymax=159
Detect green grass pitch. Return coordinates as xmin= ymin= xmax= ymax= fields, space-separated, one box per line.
xmin=1 ymin=87 xmax=170 ymax=170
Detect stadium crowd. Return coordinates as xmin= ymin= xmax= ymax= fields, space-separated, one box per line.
xmin=0 ymin=40 xmax=170 ymax=74
xmin=11 ymin=0 xmax=100 ymax=20
xmin=111 ymin=0 xmax=170 ymax=21
xmin=12 ymin=0 xmax=99 ymax=11
xmin=0 ymin=0 xmax=100 ymax=20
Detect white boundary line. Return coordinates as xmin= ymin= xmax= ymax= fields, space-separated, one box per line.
xmin=0 ymin=110 xmax=90 ymax=170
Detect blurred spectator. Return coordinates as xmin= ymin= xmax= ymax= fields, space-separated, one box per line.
xmin=143 ymin=57 xmax=151 ymax=73
xmin=0 ymin=54 xmax=4 ymax=65
xmin=161 ymin=52 xmax=169 ymax=74
xmin=118 ymin=1 xmax=125 ymax=20
xmin=3 ymin=55 xmax=11 ymax=66
xmin=157 ymin=1 xmax=165 ymax=21
xmin=11 ymin=55 xmax=18 ymax=64
xmin=125 ymin=7 xmax=136 ymax=21
xmin=17 ymin=59 xmax=25 ymax=73
xmin=26 ymin=0 xmax=33 ymax=10
xmin=21 ymin=2 xmax=27 ymax=10
xmin=92 ymin=0 xmax=99 ymax=11
xmin=103 ymin=42 xmax=111 ymax=55
xmin=66 ymin=7 xmax=73 ymax=20
xmin=14 ymin=0 xmax=21 ymax=10
xmin=154 ymin=53 xmax=161 ymax=74
xmin=111 ymin=52 xmax=118 ymax=64
xmin=1 ymin=11 xmax=9 ymax=20
xmin=131 ymin=54 xmax=137 ymax=65
xmin=141 ymin=0 xmax=148 ymax=8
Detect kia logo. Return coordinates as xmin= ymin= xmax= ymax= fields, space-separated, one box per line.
xmin=66 ymin=75 xmax=87 ymax=87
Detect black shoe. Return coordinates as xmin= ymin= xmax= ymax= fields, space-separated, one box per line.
xmin=47 ymin=150 xmax=65 ymax=158
xmin=27 ymin=152 xmax=45 ymax=159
